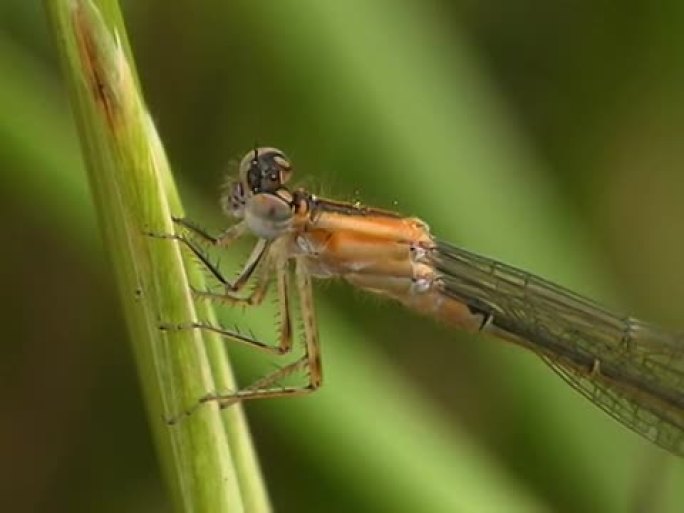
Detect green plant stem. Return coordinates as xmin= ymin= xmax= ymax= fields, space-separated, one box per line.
xmin=42 ymin=1 xmax=270 ymax=511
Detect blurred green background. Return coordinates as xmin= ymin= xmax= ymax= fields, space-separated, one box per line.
xmin=3 ymin=1 xmax=684 ymax=511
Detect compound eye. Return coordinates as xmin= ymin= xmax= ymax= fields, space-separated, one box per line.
xmin=246 ymin=161 xmax=262 ymax=193
xmin=239 ymin=147 xmax=292 ymax=193
xmin=260 ymin=162 xmax=282 ymax=192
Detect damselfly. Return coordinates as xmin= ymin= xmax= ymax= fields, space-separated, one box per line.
xmin=163 ymin=147 xmax=684 ymax=457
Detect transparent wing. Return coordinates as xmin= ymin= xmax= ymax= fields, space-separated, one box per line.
xmin=430 ymin=240 xmax=684 ymax=456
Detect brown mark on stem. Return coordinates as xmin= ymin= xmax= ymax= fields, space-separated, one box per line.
xmin=71 ymin=1 xmax=122 ymax=129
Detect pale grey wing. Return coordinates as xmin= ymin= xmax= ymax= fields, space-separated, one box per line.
xmin=429 ymin=240 xmax=684 ymax=456
xmin=540 ymin=354 xmax=684 ymax=455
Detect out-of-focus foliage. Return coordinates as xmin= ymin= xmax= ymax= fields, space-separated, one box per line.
xmin=2 ymin=1 xmax=683 ymax=512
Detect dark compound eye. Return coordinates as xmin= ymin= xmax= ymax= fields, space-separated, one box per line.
xmin=246 ymin=162 xmax=262 ymax=192
xmin=240 ymin=147 xmax=293 ymax=193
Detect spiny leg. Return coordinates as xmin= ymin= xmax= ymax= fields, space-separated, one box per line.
xmin=190 ymin=237 xmax=271 ymax=294
xmin=192 ymin=251 xmax=273 ymax=307
xmin=173 ymin=216 xmax=246 ymax=247
xmin=201 ymin=255 xmax=322 ymax=408
xmin=156 ymin=215 xmax=266 ymax=291
xmin=164 ymin=254 xmax=303 ymax=423
xmin=155 ymin=224 xmax=270 ymax=296
xmin=146 ymin=221 xmax=241 ymax=286
xmin=157 ymin=226 xmax=289 ymax=354
xmin=228 ymin=238 xmax=270 ymax=293
xmin=151 ymin=214 xmax=270 ymax=295
xmin=156 ymin=223 xmax=318 ymax=416
xmin=188 ymin=252 xmax=294 ymax=356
